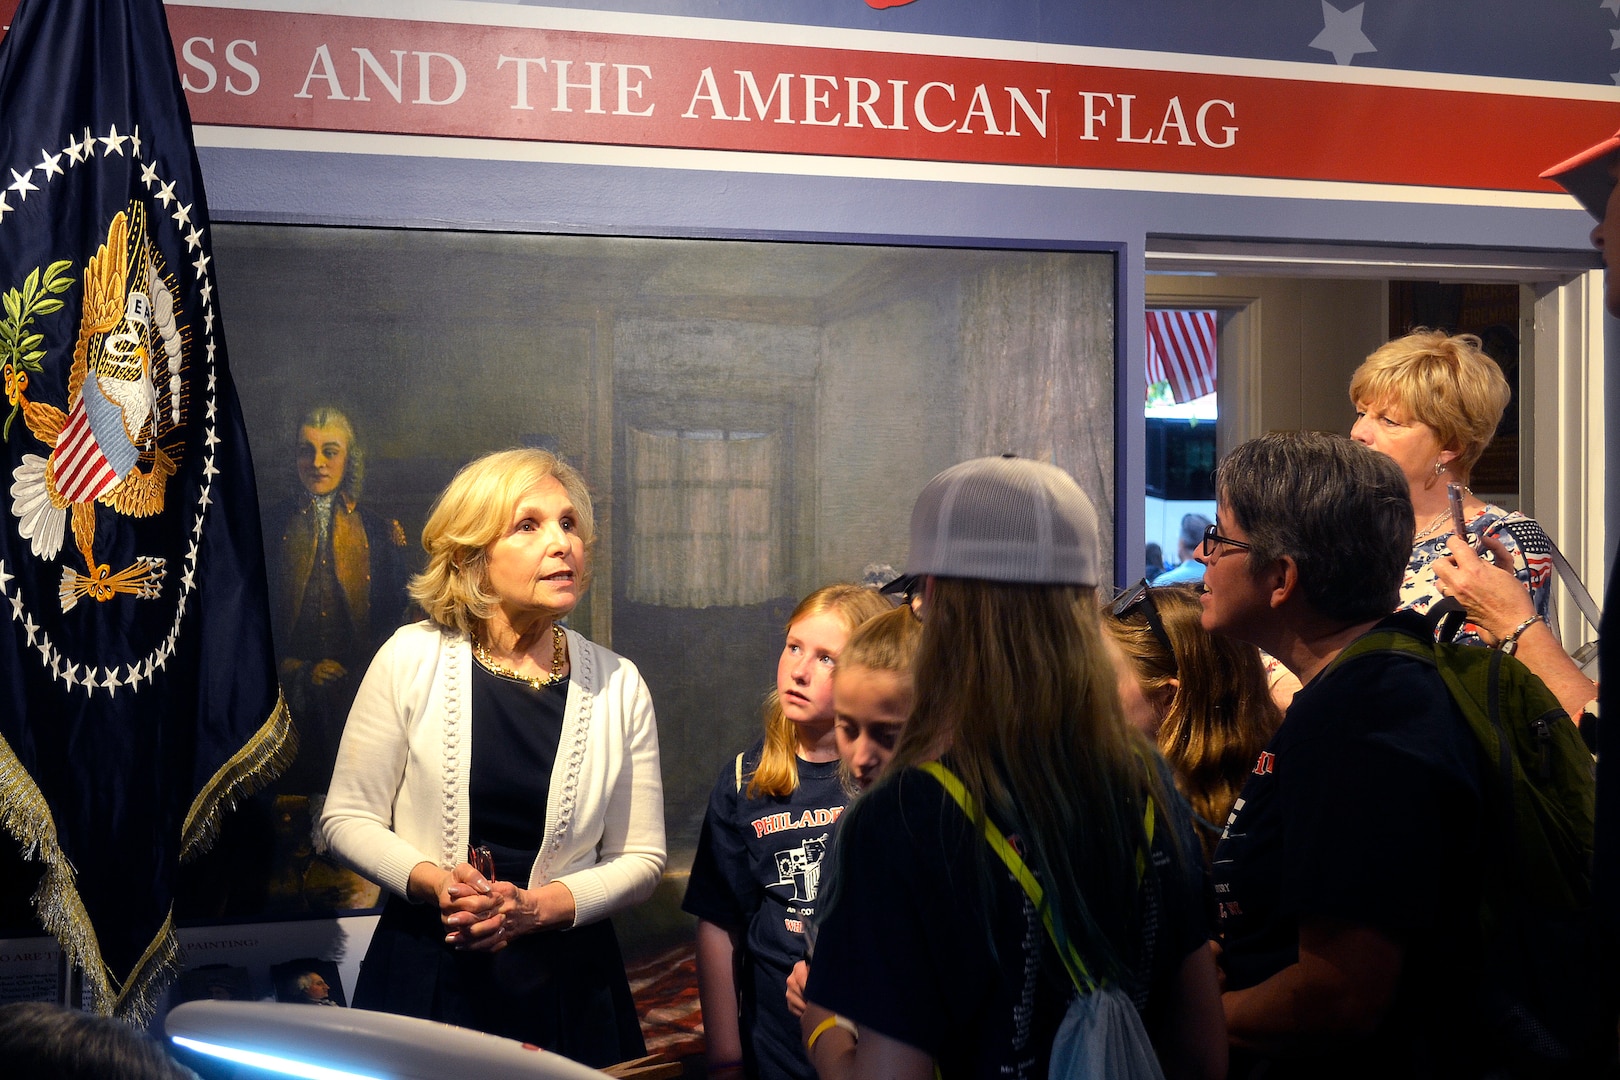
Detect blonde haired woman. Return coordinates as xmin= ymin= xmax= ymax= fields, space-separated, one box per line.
xmin=801 ymin=457 xmax=1225 ymax=1080
xmin=319 ymin=448 xmax=664 ymax=1066
xmin=1349 ymin=329 xmax=1553 ymax=647
xmin=683 ymin=584 xmax=892 ymax=1080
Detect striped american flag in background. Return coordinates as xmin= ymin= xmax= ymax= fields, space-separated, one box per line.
xmin=1145 ymin=309 xmax=1218 ymax=404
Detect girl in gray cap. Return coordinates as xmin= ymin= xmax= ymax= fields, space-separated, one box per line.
xmin=799 ymin=456 xmax=1226 ymax=1079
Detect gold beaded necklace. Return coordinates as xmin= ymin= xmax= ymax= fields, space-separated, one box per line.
xmin=474 ymin=624 xmax=567 ymax=689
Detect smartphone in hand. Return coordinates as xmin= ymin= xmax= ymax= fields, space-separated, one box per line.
xmin=1446 ymin=482 xmax=1484 ymax=554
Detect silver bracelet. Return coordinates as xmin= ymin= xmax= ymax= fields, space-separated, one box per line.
xmin=1497 ymin=615 xmax=1540 ymax=655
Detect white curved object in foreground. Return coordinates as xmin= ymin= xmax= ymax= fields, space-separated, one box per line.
xmin=165 ymin=1000 xmax=605 ymax=1079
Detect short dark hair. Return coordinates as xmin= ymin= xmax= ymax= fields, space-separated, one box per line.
xmin=1215 ymin=432 xmax=1411 ymax=623
xmin=1178 ymin=513 xmax=1211 ymax=550
xmin=0 ymin=1002 xmax=193 ymax=1080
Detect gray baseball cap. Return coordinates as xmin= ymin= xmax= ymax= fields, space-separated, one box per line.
xmin=905 ymin=456 xmax=1099 ymax=587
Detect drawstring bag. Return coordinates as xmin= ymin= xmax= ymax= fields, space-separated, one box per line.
xmin=919 ymin=762 xmax=1166 ymax=1080
xmin=1046 ymin=985 xmax=1164 ymax=1080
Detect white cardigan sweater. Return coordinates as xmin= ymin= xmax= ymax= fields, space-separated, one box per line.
xmin=318 ymin=621 xmax=666 ymax=928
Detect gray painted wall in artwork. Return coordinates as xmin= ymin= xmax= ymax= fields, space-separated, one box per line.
xmin=213 ymin=224 xmax=1116 ymax=869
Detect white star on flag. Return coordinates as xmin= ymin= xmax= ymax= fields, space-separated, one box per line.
xmin=1310 ymin=1 xmax=1376 ymax=66
xmin=1605 ymin=0 xmax=1620 ymax=17
xmin=140 ymin=161 xmax=159 ymax=189
xmin=8 ymin=168 xmax=39 ymax=201
xmin=155 ymin=178 xmax=177 ymax=207
xmin=129 ymin=126 xmax=142 ymax=158
xmin=172 ymin=201 xmax=192 ymax=227
xmin=99 ymin=124 xmax=129 ymax=156
xmin=63 ymin=131 xmax=87 ymax=163
xmin=37 ymin=149 xmax=64 ymax=180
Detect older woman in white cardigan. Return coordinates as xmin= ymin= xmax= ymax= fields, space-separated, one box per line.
xmin=320 ymin=448 xmax=664 ymax=1066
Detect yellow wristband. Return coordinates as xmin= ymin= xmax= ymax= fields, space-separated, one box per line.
xmin=806 ymin=1014 xmax=858 ymax=1053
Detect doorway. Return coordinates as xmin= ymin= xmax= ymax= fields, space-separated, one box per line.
xmin=1141 ymin=239 xmax=1605 ymax=649
xmin=1142 ymin=308 xmax=1217 ymax=586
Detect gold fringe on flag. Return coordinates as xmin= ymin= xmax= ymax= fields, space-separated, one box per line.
xmin=0 ymin=686 xmax=294 ymax=1022
xmin=181 ymin=687 xmax=296 ymax=860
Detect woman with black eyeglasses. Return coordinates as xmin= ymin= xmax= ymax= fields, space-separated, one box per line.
xmin=1103 ymin=582 xmax=1282 ymax=864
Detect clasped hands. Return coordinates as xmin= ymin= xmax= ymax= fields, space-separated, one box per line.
xmin=409 ymin=861 xmax=577 ymax=953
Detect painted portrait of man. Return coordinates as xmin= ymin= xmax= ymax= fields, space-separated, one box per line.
xmin=268 ymin=405 xmax=409 ymax=795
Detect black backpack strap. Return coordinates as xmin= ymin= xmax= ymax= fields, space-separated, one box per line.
xmin=1426 ymin=597 xmax=1470 ymax=645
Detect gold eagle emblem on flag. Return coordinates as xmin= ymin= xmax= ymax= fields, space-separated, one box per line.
xmin=6 ymin=201 xmax=185 ymax=610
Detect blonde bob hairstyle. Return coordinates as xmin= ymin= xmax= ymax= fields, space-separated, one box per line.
xmin=408 ymin=448 xmax=596 ymax=637
xmin=1348 ymin=328 xmax=1512 ymax=478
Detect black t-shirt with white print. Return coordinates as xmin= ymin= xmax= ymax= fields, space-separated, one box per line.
xmin=683 ymin=738 xmax=846 ymax=1080
xmin=805 ymin=759 xmax=1208 ymax=1080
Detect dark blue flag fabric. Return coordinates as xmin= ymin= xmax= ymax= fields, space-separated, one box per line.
xmin=0 ymin=0 xmax=290 ymax=1019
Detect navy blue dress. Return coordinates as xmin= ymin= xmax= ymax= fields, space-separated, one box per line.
xmin=353 ymin=667 xmax=645 ymax=1067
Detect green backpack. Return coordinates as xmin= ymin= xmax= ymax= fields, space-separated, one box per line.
xmin=1332 ymin=625 xmax=1604 ymax=1071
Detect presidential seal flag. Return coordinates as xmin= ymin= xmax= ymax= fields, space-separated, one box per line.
xmin=0 ymin=0 xmax=290 ymax=1018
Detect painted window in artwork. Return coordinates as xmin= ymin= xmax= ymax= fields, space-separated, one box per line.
xmin=626 ymin=428 xmax=778 ymax=607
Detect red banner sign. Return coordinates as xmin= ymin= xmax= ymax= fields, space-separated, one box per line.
xmin=3 ymin=2 xmax=1613 ymax=196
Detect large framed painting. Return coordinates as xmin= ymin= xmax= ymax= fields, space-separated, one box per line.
xmin=179 ymin=226 xmax=1116 ymax=918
